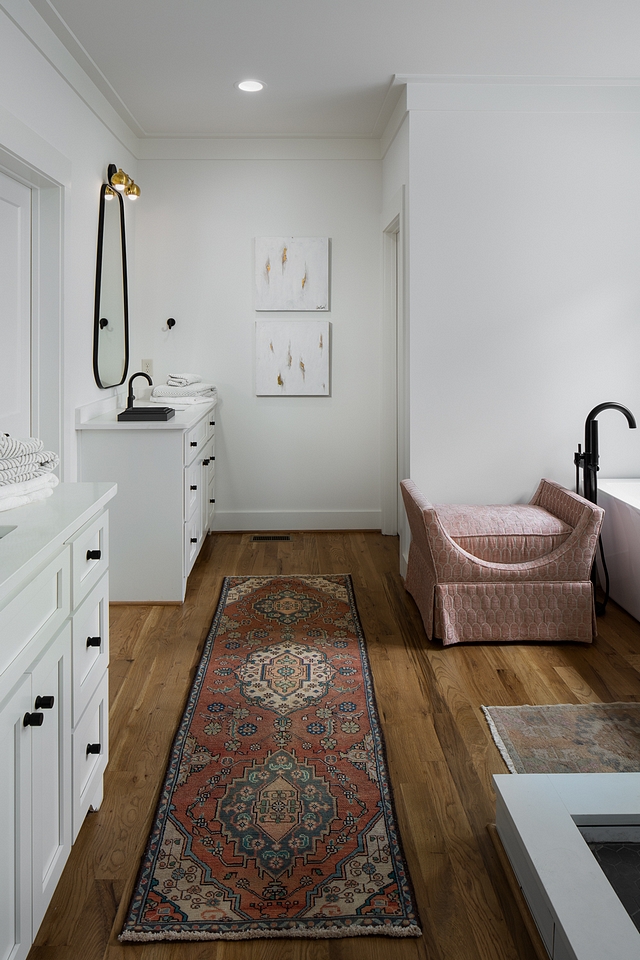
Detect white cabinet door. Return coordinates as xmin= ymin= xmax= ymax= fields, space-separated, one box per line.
xmin=0 ymin=674 xmax=32 ymax=960
xmin=29 ymin=626 xmax=72 ymax=935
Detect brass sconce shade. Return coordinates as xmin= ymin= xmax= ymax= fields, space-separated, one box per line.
xmin=110 ymin=167 xmax=128 ymax=191
xmin=107 ymin=163 xmax=141 ymax=199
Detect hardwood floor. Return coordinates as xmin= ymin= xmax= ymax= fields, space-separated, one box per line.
xmin=29 ymin=531 xmax=640 ymax=960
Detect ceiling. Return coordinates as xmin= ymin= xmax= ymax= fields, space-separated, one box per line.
xmin=28 ymin=0 xmax=640 ymax=140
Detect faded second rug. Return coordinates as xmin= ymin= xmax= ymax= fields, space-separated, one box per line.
xmin=119 ymin=575 xmax=421 ymax=942
xmin=483 ymin=702 xmax=640 ymax=774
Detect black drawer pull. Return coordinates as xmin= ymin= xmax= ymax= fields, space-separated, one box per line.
xmin=210 ymin=498 xmax=215 ymax=504
xmin=24 ymin=712 xmax=44 ymax=727
xmin=211 ymin=456 xmax=215 ymax=461
xmin=86 ymin=549 xmax=101 ymax=561
xmin=210 ymin=421 xmax=215 ymax=426
xmin=190 ymin=537 xmax=197 ymax=543
xmin=190 ymin=484 xmax=198 ymax=490
xmin=202 ymin=459 xmax=210 ymax=465
xmin=35 ymin=696 xmax=54 ymax=710
xmin=86 ymin=743 xmax=101 ymax=755
xmin=86 ymin=636 xmax=102 ymax=648
xmin=190 ymin=441 xmax=198 ymax=447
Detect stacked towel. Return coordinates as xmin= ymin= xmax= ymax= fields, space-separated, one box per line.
xmin=151 ymin=382 xmax=216 ymax=399
xmin=0 ymin=434 xmax=59 ymax=512
xmin=0 ymin=473 xmax=59 ymax=513
xmin=167 ymin=373 xmax=202 ymax=387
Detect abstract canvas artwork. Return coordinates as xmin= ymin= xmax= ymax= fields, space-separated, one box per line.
xmin=255 ymin=237 xmax=329 ymax=311
xmin=255 ymin=320 xmax=330 ymax=396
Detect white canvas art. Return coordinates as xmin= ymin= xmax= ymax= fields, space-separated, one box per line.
xmin=255 ymin=320 xmax=330 ymax=396
xmin=254 ymin=237 xmax=329 ymax=311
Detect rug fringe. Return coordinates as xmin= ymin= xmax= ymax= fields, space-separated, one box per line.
xmin=481 ymin=705 xmax=518 ymax=774
xmin=118 ymin=924 xmax=422 ymax=942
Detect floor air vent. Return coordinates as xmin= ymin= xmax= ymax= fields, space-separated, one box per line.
xmin=250 ymin=535 xmax=292 ymax=542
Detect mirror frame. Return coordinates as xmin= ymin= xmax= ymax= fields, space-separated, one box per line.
xmin=93 ymin=181 xmax=130 ymax=388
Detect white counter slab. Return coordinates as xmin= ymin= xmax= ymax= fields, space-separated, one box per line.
xmin=76 ymin=398 xmax=216 ymax=431
xmin=0 ymin=482 xmax=116 ymax=605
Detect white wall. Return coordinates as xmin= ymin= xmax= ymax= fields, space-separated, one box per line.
xmin=133 ymin=157 xmax=383 ymax=529
xmin=0 ymin=1 xmax=136 ymax=479
xmin=406 ymin=97 xmax=640 ymax=505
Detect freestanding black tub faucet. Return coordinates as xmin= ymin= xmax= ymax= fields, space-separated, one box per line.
xmin=576 ymin=402 xmax=636 ymax=504
xmin=574 ymin=401 xmax=636 ymax=616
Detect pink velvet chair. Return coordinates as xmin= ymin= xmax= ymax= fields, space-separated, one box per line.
xmin=400 ymin=478 xmax=604 ymax=646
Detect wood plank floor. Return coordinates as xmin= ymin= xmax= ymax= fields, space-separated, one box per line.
xmin=29 ymin=531 xmax=640 ymax=960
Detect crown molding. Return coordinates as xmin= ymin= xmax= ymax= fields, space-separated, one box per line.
xmin=136 ymin=138 xmax=381 ymax=161
xmin=395 ymin=74 xmax=640 ymax=112
xmin=1 ymin=0 xmax=138 ymax=154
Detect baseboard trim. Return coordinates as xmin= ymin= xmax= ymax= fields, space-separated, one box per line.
xmin=211 ymin=510 xmax=382 ymax=532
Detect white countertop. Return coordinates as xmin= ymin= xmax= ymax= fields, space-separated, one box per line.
xmin=0 ymin=481 xmax=116 ymax=604
xmin=76 ymin=398 xmax=216 ymax=431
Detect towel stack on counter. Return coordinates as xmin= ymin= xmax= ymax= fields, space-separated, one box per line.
xmin=0 ymin=434 xmax=60 ymax=513
xmin=150 ymin=374 xmax=217 ymax=405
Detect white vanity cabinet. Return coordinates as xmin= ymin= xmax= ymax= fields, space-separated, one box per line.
xmin=77 ymin=399 xmax=216 ymax=602
xmin=0 ymin=482 xmax=115 ymax=960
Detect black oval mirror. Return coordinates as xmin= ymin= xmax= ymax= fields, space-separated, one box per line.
xmin=93 ymin=182 xmax=129 ymax=388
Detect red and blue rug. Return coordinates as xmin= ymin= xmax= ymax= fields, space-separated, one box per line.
xmin=119 ymin=574 xmax=421 ymax=941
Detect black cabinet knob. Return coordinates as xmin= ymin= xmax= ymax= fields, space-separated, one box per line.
xmin=210 ymin=421 xmax=215 ymax=426
xmin=190 ymin=537 xmax=197 ymax=543
xmin=210 ymin=498 xmax=215 ymax=504
xmin=35 ymin=696 xmax=54 ymax=710
xmin=190 ymin=441 xmax=197 ymax=447
xmin=86 ymin=549 xmax=101 ymax=561
xmin=86 ymin=743 xmax=101 ymax=755
xmin=211 ymin=456 xmax=215 ymax=461
xmin=190 ymin=484 xmax=198 ymax=490
xmin=86 ymin=636 xmax=102 ymax=648
xmin=202 ymin=459 xmax=210 ymax=465
xmin=24 ymin=712 xmax=44 ymax=727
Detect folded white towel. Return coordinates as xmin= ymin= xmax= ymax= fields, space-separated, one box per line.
xmin=152 ymin=383 xmax=216 ymax=398
xmin=0 ymin=434 xmax=44 ymax=459
xmin=0 ymin=484 xmax=57 ymax=513
xmin=167 ymin=373 xmax=202 ymax=386
xmin=149 ymin=395 xmax=215 ymax=406
xmin=0 ymin=473 xmax=59 ymax=501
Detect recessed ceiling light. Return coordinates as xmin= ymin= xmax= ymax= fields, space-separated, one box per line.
xmin=236 ymin=79 xmax=265 ymax=93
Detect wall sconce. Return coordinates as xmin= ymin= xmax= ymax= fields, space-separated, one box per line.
xmin=107 ymin=163 xmax=141 ymax=199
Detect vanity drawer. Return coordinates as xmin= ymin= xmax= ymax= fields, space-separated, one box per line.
xmin=71 ymin=574 xmax=109 ymax=726
xmin=184 ymin=416 xmax=209 ymax=466
xmin=72 ymin=668 xmax=108 ymax=841
xmin=68 ymin=510 xmax=109 ymax=609
xmin=206 ymin=413 xmax=216 ymax=443
xmin=184 ymin=460 xmax=201 ymax=520
xmin=0 ymin=547 xmax=70 ymax=682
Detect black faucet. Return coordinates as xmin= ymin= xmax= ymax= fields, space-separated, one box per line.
xmin=126 ymin=371 xmax=153 ymax=409
xmin=576 ymin=402 xmax=636 ymax=504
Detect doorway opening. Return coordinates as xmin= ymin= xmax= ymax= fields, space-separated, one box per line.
xmin=382 ymin=194 xmax=408 ymax=562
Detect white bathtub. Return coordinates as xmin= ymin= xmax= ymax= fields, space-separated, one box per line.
xmin=597 ymin=479 xmax=640 ymax=622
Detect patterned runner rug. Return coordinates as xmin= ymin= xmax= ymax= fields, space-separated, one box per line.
xmin=120 ymin=575 xmax=421 ymax=941
xmin=483 ymin=702 xmax=640 ymax=773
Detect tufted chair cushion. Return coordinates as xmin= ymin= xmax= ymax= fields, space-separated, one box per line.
xmin=434 ymin=503 xmax=572 ymax=563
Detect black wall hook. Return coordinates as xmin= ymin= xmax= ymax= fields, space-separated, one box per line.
xmin=166 ymin=317 xmax=176 ymax=330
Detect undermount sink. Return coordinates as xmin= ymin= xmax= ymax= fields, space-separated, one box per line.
xmin=117 ymin=406 xmax=175 ymax=422
xmin=0 ymin=525 xmax=17 ymax=539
